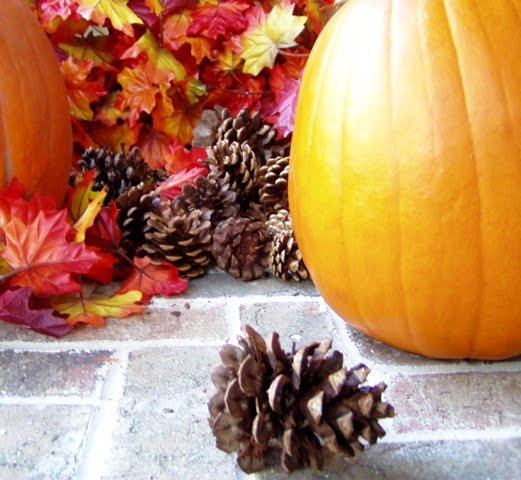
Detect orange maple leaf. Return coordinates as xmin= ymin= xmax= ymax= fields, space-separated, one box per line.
xmin=116 ymin=61 xmax=172 ymax=126
xmin=61 ymin=57 xmax=107 ymax=121
xmin=1 ymin=211 xmax=99 ymax=296
xmin=136 ymin=127 xmax=177 ymax=171
xmin=152 ymin=89 xmax=202 ymax=146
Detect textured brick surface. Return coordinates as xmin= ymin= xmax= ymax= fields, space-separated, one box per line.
xmin=0 ymin=405 xmax=93 ymax=480
xmin=386 ymin=371 xmax=521 ymax=434
xmin=0 ymin=350 xmax=111 ymax=398
xmin=0 ymin=272 xmax=519 ymax=480
xmin=63 ymin=299 xmax=228 ymax=343
xmin=256 ymin=438 xmax=521 ymax=480
xmin=239 ymin=300 xmax=349 ymax=354
xmin=102 ymin=347 xmax=243 ymax=480
xmin=179 ymin=269 xmax=319 ymax=298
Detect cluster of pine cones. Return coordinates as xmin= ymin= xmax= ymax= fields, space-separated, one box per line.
xmin=74 ymin=107 xmax=309 ymax=282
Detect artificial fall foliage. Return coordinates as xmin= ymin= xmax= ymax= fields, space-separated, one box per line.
xmin=29 ymin=0 xmax=341 ymax=170
xmin=0 ymin=178 xmax=187 ymax=337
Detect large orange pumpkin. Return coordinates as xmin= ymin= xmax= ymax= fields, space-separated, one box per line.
xmin=0 ymin=0 xmax=72 ymax=204
xmin=289 ymin=0 xmax=521 ymax=360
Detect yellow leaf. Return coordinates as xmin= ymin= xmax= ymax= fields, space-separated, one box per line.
xmin=241 ymin=2 xmax=306 ymax=76
xmin=73 ymin=191 xmax=106 ymax=243
xmin=0 ymin=256 xmax=11 ymax=276
xmin=77 ymin=0 xmax=143 ymax=36
xmin=51 ymin=290 xmax=144 ymax=326
xmin=123 ymin=30 xmax=186 ymax=80
xmin=145 ymin=0 xmax=164 ymax=15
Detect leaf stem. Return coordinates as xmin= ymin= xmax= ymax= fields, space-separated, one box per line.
xmin=278 ymin=49 xmax=310 ymax=58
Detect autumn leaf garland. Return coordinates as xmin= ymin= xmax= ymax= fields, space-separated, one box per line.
xmin=31 ymin=0 xmax=339 ymax=171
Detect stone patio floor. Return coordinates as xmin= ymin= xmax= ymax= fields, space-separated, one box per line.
xmin=0 ymin=269 xmax=520 ymax=479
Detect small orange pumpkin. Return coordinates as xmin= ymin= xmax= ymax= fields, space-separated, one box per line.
xmin=0 ymin=0 xmax=72 ymax=204
xmin=289 ymin=0 xmax=521 ymax=359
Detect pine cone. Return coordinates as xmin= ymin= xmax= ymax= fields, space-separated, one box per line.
xmin=77 ymin=146 xmax=166 ymax=202
xmin=270 ymin=230 xmax=309 ymax=282
xmin=206 ymin=140 xmax=261 ymax=202
xmin=174 ymin=174 xmax=239 ymax=227
xmin=241 ymin=201 xmax=267 ymax=223
xmin=265 ymin=209 xmax=292 ymax=236
xmin=116 ymin=182 xmax=161 ymax=256
xmin=143 ymin=204 xmax=213 ymax=278
xmin=192 ymin=106 xmax=228 ymax=147
xmin=208 ymin=325 xmax=395 ymax=474
xmin=258 ymin=156 xmax=289 ymax=214
xmin=266 ymin=210 xmax=308 ymax=281
xmin=194 ymin=107 xmax=290 ymax=162
xmin=212 ymin=217 xmax=270 ymax=281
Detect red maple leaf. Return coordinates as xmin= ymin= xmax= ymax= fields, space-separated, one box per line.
xmin=128 ymin=0 xmax=197 ymax=29
xmin=156 ymin=165 xmax=208 ymax=201
xmin=187 ymin=1 xmax=250 ymax=39
xmin=84 ymin=247 xmax=119 ymax=284
xmin=117 ymin=256 xmax=188 ymax=303
xmin=0 ymin=179 xmax=27 ymax=228
xmin=0 ymin=287 xmax=73 ymax=338
xmin=85 ymin=201 xmax=122 ymax=251
xmin=1 ymin=210 xmax=99 ymax=296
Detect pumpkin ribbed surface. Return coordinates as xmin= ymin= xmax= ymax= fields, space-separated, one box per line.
xmin=289 ymin=0 xmax=521 ymax=359
xmin=0 ymin=0 xmax=72 ymax=204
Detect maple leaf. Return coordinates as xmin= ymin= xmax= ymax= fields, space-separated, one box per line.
xmin=241 ymin=2 xmax=307 ymax=75
xmin=136 ymin=127 xmax=177 ymax=170
xmin=94 ymin=91 xmax=129 ymax=126
xmin=0 ymin=287 xmax=73 ymax=338
xmin=85 ymin=201 xmax=122 ymax=250
xmin=0 ymin=179 xmax=27 ymax=229
xmin=51 ymin=288 xmax=145 ymax=327
xmin=61 ymin=57 xmax=107 ymax=121
xmin=144 ymin=0 xmax=163 ymax=15
xmin=39 ymin=0 xmax=75 ymax=27
xmin=152 ymin=89 xmax=202 ymax=146
xmin=187 ymin=1 xmax=250 ymax=40
xmin=156 ymin=165 xmax=208 ymax=201
xmin=299 ymin=0 xmax=338 ymax=35
xmin=116 ymin=61 xmax=172 ymax=126
xmin=0 ymin=180 xmax=57 ymax=246
xmin=66 ymin=170 xmax=107 ymax=242
xmin=76 ymin=0 xmax=143 ymax=36
xmin=127 ymin=0 xmax=197 ymax=29
xmin=264 ymin=65 xmax=302 ymax=137
xmin=88 ymin=122 xmax=140 ymax=152
xmin=204 ymin=74 xmax=264 ymax=115
xmin=118 ymin=256 xmax=187 ymax=303
xmin=1 ymin=210 xmax=99 ymax=296
xmin=162 ymin=11 xmax=190 ymax=51
xmin=59 ymin=26 xmax=116 ymax=67
xmin=121 ymin=30 xmax=186 ymax=80
xmin=84 ymin=246 xmax=119 ymax=283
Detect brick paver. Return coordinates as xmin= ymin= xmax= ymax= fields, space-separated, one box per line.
xmin=0 ymin=268 xmax=519 ymax=479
